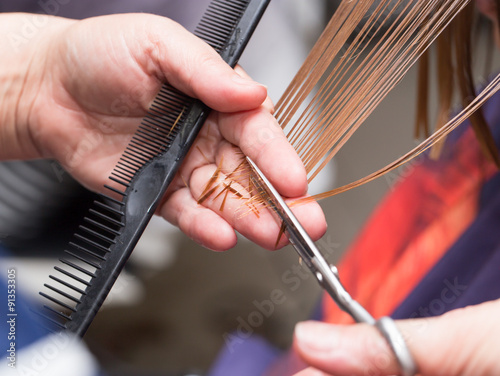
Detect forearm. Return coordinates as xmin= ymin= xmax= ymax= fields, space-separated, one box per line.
xmin=0 ymin=13 xmax=72 ymax=161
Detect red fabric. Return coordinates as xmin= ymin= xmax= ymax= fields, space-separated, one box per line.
xmin=264 ymin=126 xmax=498 ymax=376
xmin=323 ymin=126 xmax=498 ymax=324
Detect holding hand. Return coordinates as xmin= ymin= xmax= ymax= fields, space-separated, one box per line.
xmin=293 ymin=299 xmax=500 ymax=376
xmin=0 ymin=13 xmax=326 ymax=251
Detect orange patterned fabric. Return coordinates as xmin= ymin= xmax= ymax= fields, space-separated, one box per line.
xmin=323 ymin=126 xmax=498 ymax=324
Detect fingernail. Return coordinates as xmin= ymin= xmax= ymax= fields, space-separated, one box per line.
xmin=232 ymin=74 xmax=267 ymax=89
xmin=295 ymin=322 xmax=337 ymax=353
xmin=299 ymin=369 xmax=328 ymax=376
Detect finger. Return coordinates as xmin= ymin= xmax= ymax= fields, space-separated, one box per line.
xmin=216 ymin=108 xmax=309 ymax=198
xmin=190 ymin=163 xmax=285 ymax=250
xmin=188 ymin=164 xmax=326 ymax=250
xmin=234 ymin=66 xmax=275 ymax=114
xmin=142 ymin=16 xmax=268 ymax=112
xmin=160 ymin=186 xmax=237 ymax=251
xmin=285 ymin=199 xmax=327 ymax=245
xmin=294 ymin=300 xmax=500 ymax=376
xmin=294 ymin=321 xmax=399 ymax=376
xmin=293 ymin=368 xmax=330 ymax=376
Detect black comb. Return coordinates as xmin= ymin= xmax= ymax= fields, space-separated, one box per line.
xmin=36 ymin=0 xmax=271 ymax=337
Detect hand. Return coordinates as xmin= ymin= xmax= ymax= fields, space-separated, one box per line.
xmin=0 ymin=13 xmax=326 ymax=251
xmin=292 ymin=299 xmax=500 ymax=375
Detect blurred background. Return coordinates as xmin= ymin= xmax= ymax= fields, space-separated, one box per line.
xmin=0 ymin=1 xmax=498 ymax=375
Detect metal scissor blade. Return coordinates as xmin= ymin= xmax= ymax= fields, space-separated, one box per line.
xmin=245 ymin=157 xmax=317 ymax=266
xmin=246 ymin=156 xmax=375 ymax=324
xmin=247 ymin=157 xmax=417 ymax=374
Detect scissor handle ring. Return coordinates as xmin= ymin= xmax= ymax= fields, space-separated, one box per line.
xmin=375 ymin=316 xmax=418 ymax=376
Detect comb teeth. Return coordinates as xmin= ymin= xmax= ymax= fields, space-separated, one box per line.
xmin=36 ymin=0 xmax=270 ymax=336
xmin=195 ymin=0 xmax=249 ymax=50
xmin=109 ymin=87 xmax=192 ymax=188
xmin=38 ymin=193 xmax=124 ymax=330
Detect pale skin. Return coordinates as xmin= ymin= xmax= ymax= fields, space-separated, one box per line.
xmin=0 ymin=12 xmax=327 ymax=251
xmin=2 ymin=7 xmax=499 ymax=376
xmin=292 ymin=1 xmax=500 ymax=375
xmin=293 ymin=300 xmax=500 ymax=375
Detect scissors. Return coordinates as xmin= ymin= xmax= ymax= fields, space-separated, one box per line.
xmin=246 ymin=156 xmax=417 ymax=376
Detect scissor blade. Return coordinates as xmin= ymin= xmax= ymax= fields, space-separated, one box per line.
xmin=245 ymin=156 xmax=375 ymax=324
xmin=245 ymin=156 xmax=317 ymax=264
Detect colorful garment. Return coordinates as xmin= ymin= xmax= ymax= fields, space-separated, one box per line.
xmin=209 ymin=88 xmax=500 ymax=375
xmin=324 ymin=123 xmax=499 ymax=324
xmin=324 ymin=88 xmax=500 ymax=324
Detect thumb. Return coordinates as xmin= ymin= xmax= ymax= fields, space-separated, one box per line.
xmin=145 ymin=16 xmax=268 ymax=112
xmin=293 ymin=299 xmax=500 ymax=376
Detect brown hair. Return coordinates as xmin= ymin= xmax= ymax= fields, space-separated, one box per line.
xmin=416 ymin=1 xmax=500 ymax=166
